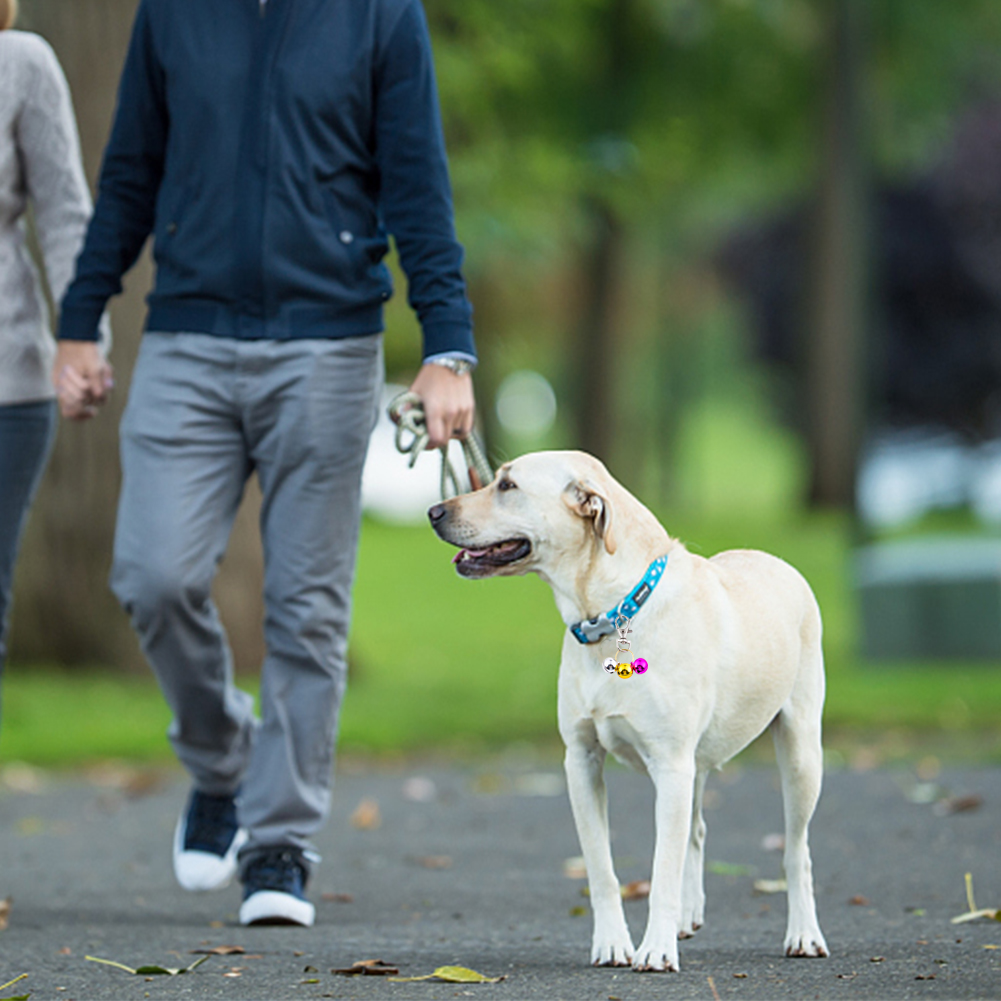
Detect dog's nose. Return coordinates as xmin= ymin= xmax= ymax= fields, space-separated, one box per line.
xmin=428 ymin=503 xmax=448 ymax=526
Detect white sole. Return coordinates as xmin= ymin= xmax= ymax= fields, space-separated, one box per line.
xmin=172 ymin=815 xmax=248 ymax=892
xmin=239 ymin=889 xmax=315 ymax=926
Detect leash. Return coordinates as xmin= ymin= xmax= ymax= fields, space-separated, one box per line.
xmin=388 ymin=390 xmax=493 ymax=499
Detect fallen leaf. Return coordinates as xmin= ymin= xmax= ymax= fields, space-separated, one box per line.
xmin=983 ymin=944 xmax=999 ymax=950
xmin=350 ymin=798 xmax=381 ymax=830
xmin=906 ymin=781 xmax=943 ymax=804
xmin=513 ymin=773 xmax=563 ymax=797
xmin=402 ymin=777 xmax=437 ymax=802
xmin=59 ymin=947 xmax=72 ymax=956
xmin=86 ymin=955 xmax=209 ymax=976
xmin=389 ymin=965 xmax=504 ymax=984
xmin=563 ymin=857 xmax=587 ymax=880
xmin=951 ymin=872 xmax=1000 ymax=924
xmin=753 ymin=878 xmax=787 ymax=895
xmin=332 ymin=959 xmax=399 ymax=976
xmin=760 ymin=833 xmax=785 ymax=852
xmin=0 ymin=975 xmax=28 ymax=995
xmin=1 ymin=762 xmax=46 ymax=793
xmin=837 ymin=972 xmax=858 ymax=980
xmin=569 ymin=905 xmax=588 ymax=917
xmin=190 ymin=946 xmax=245 ymax=956
xmin=621 ymin=879 xmax=650 ymax=900
xmin=870 ymin=956 xmax=885 ymax=963
xmin=414 ymin=855 xmax=452 ymax=869
xmin=849 ymin=895 xmax=870 ymax=906
xmin=935 ymin=794 xmax=983 ymax=816
xmin=301 ymin=978 xmax=320 ymax=984
xmin=707 ymin=861 xmax=755 ymax=877
xmin=321 ymin=892 xmax=354 ymax=903
xmin=0 ymin=898 xmax=10 ymax=931
xmin=915 ymin=974 xmax=936 ymax=980
xmin=733 ymin=972 xmax=748 ymax=978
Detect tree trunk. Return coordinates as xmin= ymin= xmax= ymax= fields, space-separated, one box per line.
xmin=807 ymin=0 xmax=870 ymax=508
xmin=572 ymin=197 xmax=624 ymax=464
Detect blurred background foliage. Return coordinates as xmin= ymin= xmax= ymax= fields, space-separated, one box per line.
xmin=6 ymin=0 xmax=1001 ymax=764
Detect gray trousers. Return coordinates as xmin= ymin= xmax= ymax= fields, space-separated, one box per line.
xmin=111 ymin=332 xmax=383 ymax=859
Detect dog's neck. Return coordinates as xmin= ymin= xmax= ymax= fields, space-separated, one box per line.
xmin=543 ymin=506 xmax=674 ymax=628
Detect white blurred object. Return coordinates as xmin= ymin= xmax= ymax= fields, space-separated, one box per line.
xmin=361 ymin=384 xmax=471 ymax=524
xmin=971 ymin=440 xmax=1001 ymax=523
xmin=495 ymin=370 xmax=557 ymax=439
xmin=857 ymin=429 xmax=971 ymax=528
xmin=857 ymin=427 xmax=1001 ymax=528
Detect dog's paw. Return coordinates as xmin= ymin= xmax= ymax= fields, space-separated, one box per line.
xmin=784 ymin=929 xmax=829 ymax=958
xmin=591 ymin=938 xmax=634 ymax=967
xmin=632 ymin=938 xmax=680 ymax=973
xmin=677 ymin=920 xmax=702 ymax=940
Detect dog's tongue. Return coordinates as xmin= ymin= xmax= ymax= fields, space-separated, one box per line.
xmin=453 ymin=547 xmax=490 ymax=564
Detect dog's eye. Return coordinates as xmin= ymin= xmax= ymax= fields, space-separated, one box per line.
xmin=497 ymin=478 xmax=517 ymax=492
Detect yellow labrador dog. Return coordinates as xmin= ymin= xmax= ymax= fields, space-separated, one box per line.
xmin=429 ymin=450 xmax=828 ymax=972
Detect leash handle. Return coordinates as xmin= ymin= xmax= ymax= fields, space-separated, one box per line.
xmin=388 ymin=390 xmax=493 ymax=499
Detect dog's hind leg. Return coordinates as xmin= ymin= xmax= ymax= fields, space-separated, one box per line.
xmin=564 ymin=739 xmax=635 ymax=967
xmin=771 ymin=676 xmax=829 ymax=959
xmin=679 ymin=768 xmax=708 ymax=938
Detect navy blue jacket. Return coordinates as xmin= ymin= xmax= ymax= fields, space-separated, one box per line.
xmin=59 ymin=0 xmax=475 ymax=359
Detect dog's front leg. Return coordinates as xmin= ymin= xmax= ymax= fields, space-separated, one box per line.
xmin=564 ymin=741 xmax=635 ymax=967
xmin=634 ymin=759 xmax=695 ymax=972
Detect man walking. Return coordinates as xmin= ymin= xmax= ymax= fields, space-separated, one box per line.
xmin=55 ymin=0 xmax=476 ymax=926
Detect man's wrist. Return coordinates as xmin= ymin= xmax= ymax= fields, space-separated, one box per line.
xmin=424 ymin=353 xmax=476 ymax=377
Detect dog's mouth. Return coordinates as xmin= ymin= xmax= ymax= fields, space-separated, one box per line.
xmin=452 ymin=538 xmax=533 ymax=577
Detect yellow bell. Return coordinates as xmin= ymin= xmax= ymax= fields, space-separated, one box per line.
xmin=615 ymin=662 xmax=633 ymax=679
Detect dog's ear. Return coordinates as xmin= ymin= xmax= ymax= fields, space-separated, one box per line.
xmin=564 ymin=480 xmax=617 ymax=555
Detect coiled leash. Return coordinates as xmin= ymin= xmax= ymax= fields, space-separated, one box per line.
xmin=388 ymin=391 xmax=493 ymax=499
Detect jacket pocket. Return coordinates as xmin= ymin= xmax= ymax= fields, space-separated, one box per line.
xmin=322 ymin=188 xmax=390 ymax=281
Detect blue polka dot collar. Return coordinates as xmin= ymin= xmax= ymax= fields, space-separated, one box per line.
xmin=569 ymin=554 xmax=669 ymax=645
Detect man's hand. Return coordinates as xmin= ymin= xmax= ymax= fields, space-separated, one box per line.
xmin=409 ymin=362 xmax=475 ymax=450
xmin=52 ymin=340 xmax=114 ymax=421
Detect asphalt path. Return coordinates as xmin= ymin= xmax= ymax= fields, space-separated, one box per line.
xmin=1 ymin=755 xmax=1000 ymax=1000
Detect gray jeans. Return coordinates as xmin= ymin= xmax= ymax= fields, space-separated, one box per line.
xmin=111 ymin=332 xmax=383 ymax=859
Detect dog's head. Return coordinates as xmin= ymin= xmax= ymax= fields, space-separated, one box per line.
xmin=428 ymin=451 xmax=621 ymax=580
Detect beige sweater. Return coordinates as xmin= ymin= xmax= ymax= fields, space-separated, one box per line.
xmin=0 ymin=30 xmax=107 ymax=406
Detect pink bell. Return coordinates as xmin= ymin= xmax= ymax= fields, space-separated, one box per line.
xmin=632 ymin=658 xmax=648 ymax=675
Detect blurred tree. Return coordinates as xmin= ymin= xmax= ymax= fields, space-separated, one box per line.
xmin=11 ymin=0 xmax=1001 ymax=668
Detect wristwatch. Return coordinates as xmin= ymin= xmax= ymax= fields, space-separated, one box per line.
xmin=426 ymin=356 xmax=475 ymax=377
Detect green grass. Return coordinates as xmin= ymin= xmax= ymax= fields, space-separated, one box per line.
xmin=3 ymin=514 xmax=1001 ymax=767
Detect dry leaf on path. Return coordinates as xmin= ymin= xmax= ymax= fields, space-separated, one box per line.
xmin=0 ymin=898 xmax=10 ymax=931
xmin=951 ymin=872 xmax=1000 ymax=924
xmin=562 ymin=856 xmax=587 ymax=879
xmin=934 ymin=794 xmax=983 ymax=816
xmin=389 ymin=965 xmax=505 ymax=984
xmin=332 ymin=959 xmax=399 ymax=976
xmin=414 ymin=855 xmax=452 ymax=869
xmin=86 ymin=954 xmax=210 ymax=976
xmin=753 ymin=878 xmax=787 ymax=895
xmin=350 ymin=798 xmax=381 ymax=830
xmin=621 ymin=880 xmax=650 ymax=900
xmin=189 ymin=946 xmax=245 ymax=956
xmin=321 ymin=892 xmax=354 ymax=903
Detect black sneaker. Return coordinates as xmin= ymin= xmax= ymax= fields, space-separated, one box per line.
xmin=239 ymin=847 xmax=315 ymax=926
xmin=172 ymin=789 xmax=247 ymax=892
